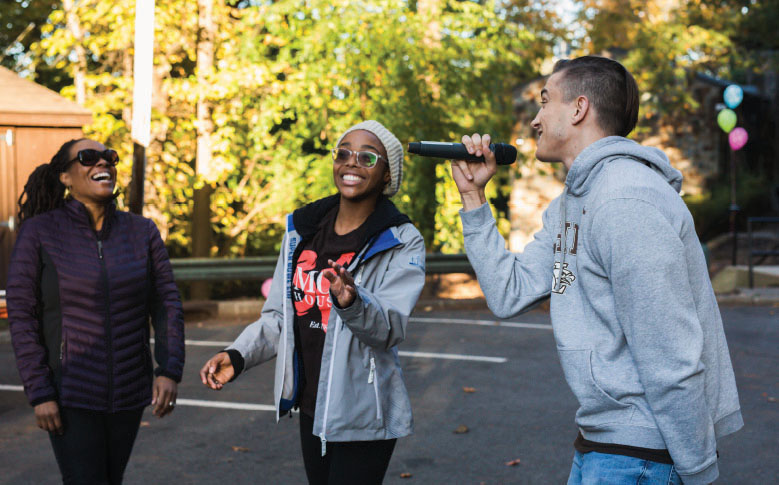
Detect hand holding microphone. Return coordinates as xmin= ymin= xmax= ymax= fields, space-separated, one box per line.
xmin=415 ymin=133 xmax=504 ymax=210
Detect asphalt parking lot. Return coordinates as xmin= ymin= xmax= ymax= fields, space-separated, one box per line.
xmin=0 ymin=304 xmax=776 ymax=484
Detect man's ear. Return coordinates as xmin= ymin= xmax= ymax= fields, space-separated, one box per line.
xmin=571 ymin=95 xmax=590 ymax=126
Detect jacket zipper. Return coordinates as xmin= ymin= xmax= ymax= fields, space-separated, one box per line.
xmin=319 ymin=315 xmax=341 ymax=456
xmin=98 ymin=239 xmax=114 ymax=412
xmin=318 ymin=265 xmax=367 ymax=455
xmin=368 ymin=354 xmax=381 ymax=420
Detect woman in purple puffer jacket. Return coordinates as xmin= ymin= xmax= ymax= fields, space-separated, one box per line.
xmin=7 ymin=138 xmax=185 ymax=484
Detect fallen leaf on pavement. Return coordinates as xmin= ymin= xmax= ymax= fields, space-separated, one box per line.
xmin=463 ymin=387 xmax=476 ymax=393
xmin=454 ymin=425 xmax=469 ymax=434
xmin=505 ymin=458 xmax=521 ymax=467
xmin=232 ymin=446 xmax=249 ymax=452
xmin=400 ymin=472 xmax=412 ymax=479
xmin=140 ymin=421 xmax=150 ymax=427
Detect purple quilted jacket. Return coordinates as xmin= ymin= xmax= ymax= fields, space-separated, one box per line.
xmin=7 ymin=199 xmax=185 ymax=412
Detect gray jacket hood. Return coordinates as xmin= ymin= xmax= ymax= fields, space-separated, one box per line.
xmin=566 ymin=136 xmax=683 ymax=196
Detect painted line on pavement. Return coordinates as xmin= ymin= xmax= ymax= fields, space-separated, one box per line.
xmin=410 ymin=317 xmax=553 ymax=331
xmin=398 ymin=351 xmax=506 ymax=363
xmin=0 ymin=386 xmax=277 ymax=412
xmin=153 ymin=339 xmax=507 ymax=364
xmin=176 ymin=398 xmax=276 ymax=412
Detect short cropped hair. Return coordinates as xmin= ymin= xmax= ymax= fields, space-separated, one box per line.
xmin=552 ymin=56 xmax=639 ymax=137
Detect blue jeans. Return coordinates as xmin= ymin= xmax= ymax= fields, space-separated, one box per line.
xmin=567 ymin=451 xmax=682 ymax=485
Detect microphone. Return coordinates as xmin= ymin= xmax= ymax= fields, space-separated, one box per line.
xmin=408 ymin=141 xmax=517 ymax=165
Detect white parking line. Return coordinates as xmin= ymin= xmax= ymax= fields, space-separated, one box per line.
xmin=399 ymin=351 xmax=506 ymax=363
xmin=410 ymin=317 xmax=553 ymax=330
xmin=0 ymin=386 xmax=277 ymax=412
xmin=155 ymin=339 xmax=507 ymax=364
xmin=176 ymin=398 xmax=276 ymax=412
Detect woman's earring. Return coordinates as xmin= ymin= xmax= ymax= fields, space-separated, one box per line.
xmin=64 ymin=185 xmax=72 ymax=198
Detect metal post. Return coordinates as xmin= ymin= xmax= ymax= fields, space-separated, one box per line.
xmin=129 ymin=142 xmax=146 ymax=214
xmin=747 ymin=218 xmax=753 ymax=289
xmin=129 ymin=0 xmax=155 ymax=215
xmin=729 ymin=149 xmax=739 ymax=266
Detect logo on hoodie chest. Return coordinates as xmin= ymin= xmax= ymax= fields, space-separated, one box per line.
xmin=552 ymin=221 xmax=579 ymax=294
xmin=554 ymin=222 xmax=579 ymax=255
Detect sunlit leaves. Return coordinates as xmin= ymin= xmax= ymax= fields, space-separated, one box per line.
xmin=29 ymin=0 xmax=553 ymax=256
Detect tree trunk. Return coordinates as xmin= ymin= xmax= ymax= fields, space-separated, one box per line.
xmin=191 ymin=0 xmax=216 ymax=300
xmin=63 ymin=0 xmax=87 ymax=106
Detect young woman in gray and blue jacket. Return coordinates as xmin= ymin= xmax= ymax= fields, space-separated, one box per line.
xmin=199 ymin=121 xmax=426 ymax=484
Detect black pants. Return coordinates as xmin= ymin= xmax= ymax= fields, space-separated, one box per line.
xmin=299 ymin=412 xmax=397 ymax=485
xmin=48 ymin=406 xmax=144 ymax=485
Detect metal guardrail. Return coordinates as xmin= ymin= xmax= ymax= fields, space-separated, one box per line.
xmin=747 ymin=217 xmax=779 ymax=288
xmin=170 ymin=253 xmax=474 ymax=282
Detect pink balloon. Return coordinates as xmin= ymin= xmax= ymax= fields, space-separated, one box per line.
xmin=261 ymin=278 xmax=273 ymax=299
xmin=728 ymin=127 xmax=748 ymax=151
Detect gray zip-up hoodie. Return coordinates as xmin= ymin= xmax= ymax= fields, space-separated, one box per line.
xmin=226 ymin=196 xmax=426 ymax=452
xmin=461 ymin=136 xmax=742 ymax=484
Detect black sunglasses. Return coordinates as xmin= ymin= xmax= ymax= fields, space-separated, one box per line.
xmin=68 ymin=149 xmax=119 ymax=167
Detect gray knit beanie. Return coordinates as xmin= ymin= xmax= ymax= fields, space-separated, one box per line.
xmin=336 ymin=120 xmax=403 ymax=197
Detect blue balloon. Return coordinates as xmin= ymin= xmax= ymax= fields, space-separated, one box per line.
xmin=724 ymin=84 xmax=743 ymax=109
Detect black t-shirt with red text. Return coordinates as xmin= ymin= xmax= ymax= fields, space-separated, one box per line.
xmin=292 ymin=207 xmax=367 ymax=417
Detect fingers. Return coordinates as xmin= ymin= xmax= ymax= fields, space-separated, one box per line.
xmin=337 ymin=264 xmax=355 ymax=287
xmin=326 ymin=260 xmax=357 ymax=307
xmin=481 ymin=133 xmax=492 ymax=154
xmin=471 ymin=133 xmax=483 ymax=156
xmin=481 ymin=133 xmax=497 ymax=169
xmin=159 ymin=387 xmax=177 ymax=417
xmin=453 ymin=160 xmax=474 ymax=181
xmin=322 ymin=270 xmax=336 ymax=284
xmin=201 ymin=353 xmax=232 ymax=390
xmin=34 ymin=401 xmax=63 ymax=434
xmin=152 ymin=377 xmax=178 ymax=417
xmin=207 ymin=368 xmax=224 ymax=390
xmin=152 ymin=381 xmax=165 ymax=416
xmin=199 ymin=359 xmax=213 ymax=386
xmin=200 ymin=356 xmax=220 ymax=390
xmin=462 ymin=134 xmax=474 ymax=154
xmin=326 ymin=260 xmax=355 ymax=287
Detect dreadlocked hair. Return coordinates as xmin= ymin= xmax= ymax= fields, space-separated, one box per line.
xmin=17 ymin=138 xmax=86 ymax=226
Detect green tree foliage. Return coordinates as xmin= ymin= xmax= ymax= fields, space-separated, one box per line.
xmin=575 ymin=0 xmax=777 ymax=125
xmin=26 ymin=0 xmax=554 ymax=255
xmin=0 ymin=0 xmax=66 ymax=87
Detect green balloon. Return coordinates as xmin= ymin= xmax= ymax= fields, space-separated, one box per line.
xmin=717 ymin=109 xmax=737 ymax=133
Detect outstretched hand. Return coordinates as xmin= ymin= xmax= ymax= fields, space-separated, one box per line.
xmin=323 ymin=259 xmax=357 ymax=308
xmin=450 ymin=133 xmax=497 ymax=210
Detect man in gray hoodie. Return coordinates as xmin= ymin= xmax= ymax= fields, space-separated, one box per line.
xmin=450 ymin=56 xmax=742 ymax=484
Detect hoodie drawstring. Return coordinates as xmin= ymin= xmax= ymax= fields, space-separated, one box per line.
xmin=555 ymin=186 xmax=569 ymax=292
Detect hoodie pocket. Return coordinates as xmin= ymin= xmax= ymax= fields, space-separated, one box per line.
xmin=557 ymin=348 xmax=632 ymax=428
